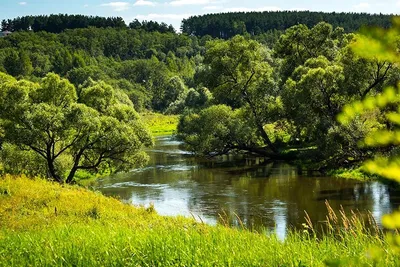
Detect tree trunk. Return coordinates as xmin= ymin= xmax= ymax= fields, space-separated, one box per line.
xmin=47 ymin=157 xmax=63 ymax=183
xmin=65 ymin=149 xmax=85 ymax=184
xmin=243 ymin=93 xmax=278 ymax=154
xmin=66 ymin=166 xmax=78 ymax=184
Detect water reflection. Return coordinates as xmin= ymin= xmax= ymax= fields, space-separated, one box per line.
xmin=95 ymin=135 xmax=400 ymax=238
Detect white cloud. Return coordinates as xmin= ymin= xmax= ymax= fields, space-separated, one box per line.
xmin=396 ymin=0 xmax=400 ymax=7
xmin=223 ymin=6 xmax=281 ymax=12
xmin=101 ymin=2 xmax=131 ymax=11
xmin=133 ymin=0 xmax=156 ymax=6
xmin=84 ymin=4 xmax=89 ymax=8
xmin=19 ymin=2 xmax=27 ymax=5
xmin=135 ymin=13 xmax=193 ymax=20
xmin=203 ymin=5 xmax=222 ymax=10
xmin=169 ymin=0 xmax=216 ymax=6
xmin=288 ymin=8 xmax=308 ymax=11
xmin=353 ymin=2 xmax=371 ymax=10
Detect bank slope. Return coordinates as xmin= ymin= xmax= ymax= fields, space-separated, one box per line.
xmin=0 ymin=175 xmax=397 ymax=266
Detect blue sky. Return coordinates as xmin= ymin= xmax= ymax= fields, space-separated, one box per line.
xmin=1 ymin=0 xmax=400 ymax=31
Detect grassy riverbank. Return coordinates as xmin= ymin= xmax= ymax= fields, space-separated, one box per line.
xmin=141 ymin=112 xmax=179 ymax=136
xmin=328 ymin=168 xmax=372 ymax=181
xmin=0 ymin=175 xmax=398 ymax=266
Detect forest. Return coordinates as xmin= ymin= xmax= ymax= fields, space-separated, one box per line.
xmin=0 ymin=11 xmax=398 ymax=183
xmin=181 ymin=11 xmax=393 ymax=38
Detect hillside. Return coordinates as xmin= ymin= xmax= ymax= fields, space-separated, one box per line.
xmin=0 ymin=175 xmax=397 ymax=266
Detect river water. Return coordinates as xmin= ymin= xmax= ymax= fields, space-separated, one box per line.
xmin=95 ymin=135 xmax=400 ymax=238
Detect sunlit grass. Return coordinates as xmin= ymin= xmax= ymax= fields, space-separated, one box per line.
xmin=0 ymin=175 xmax=399 ymax=266
xmin=141 ymin=112 xmax=179 ymax=136
xmin=328 ymin=167 xmax=371 ymax=181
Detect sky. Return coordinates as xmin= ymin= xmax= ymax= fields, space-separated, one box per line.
xmin=1 ymin=0 xmax=400 ymax=31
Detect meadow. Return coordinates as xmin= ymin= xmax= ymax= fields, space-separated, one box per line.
xmin=0 ymin=175 xmax=398 ymax=266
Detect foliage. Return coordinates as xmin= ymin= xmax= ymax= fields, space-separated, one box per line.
xmin=166 ymin=86 xmax=213 ymax=114
xmin=0 ymin=175 xmax=398 ymax=266
xmin=179 ymin=36 xmax=282 ymax=155
xmin=0 ymin=72 xmax=153 ymax=183
xmin=0 ymin=26 xmax=199 ymax=112
xmin=178 ymin=23 xmax=395 ymax=167
xmin=338 ymin=17 xmax=400 ymax=254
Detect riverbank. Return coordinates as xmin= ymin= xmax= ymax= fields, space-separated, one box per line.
xmin=328 ymin=167 xmax=372 ymax=181
xmin=141 ymin=112 xmax=179 ymax=136
xmin=0 ymin=175 xmax=398 ymax=266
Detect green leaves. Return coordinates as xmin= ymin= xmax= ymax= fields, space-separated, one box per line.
xmin=337 ymin=86 xmax=399 ymax=125
xmin=351 ymin=18 xmax=400 ymax=63
xmin=203 ymin=35 xmax=274 ymax=107
xmin=80 ymin=79 xmax=115 ymax=113
xmin=32 ymin=73 xmax=77 ymax=107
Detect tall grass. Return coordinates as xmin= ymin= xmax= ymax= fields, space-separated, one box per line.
xmin=0 ymin=175 xmax=398 ymax=266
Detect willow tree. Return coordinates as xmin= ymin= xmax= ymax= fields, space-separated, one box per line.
xmin=0 ymin=72 xmax=153 ymax=183
xmin=184 ymin=35 xmax=282 ymax=155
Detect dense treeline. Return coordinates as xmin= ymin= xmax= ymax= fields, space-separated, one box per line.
xmin=1 ymin=14 xmax=126 ymax=33
xmin=1 ymin=14 xmax=175 ymax=34
xmin=182 ymin=11 xmax=393 ymax=38
xmin=129 ymin=19 xmax=175 ymax=33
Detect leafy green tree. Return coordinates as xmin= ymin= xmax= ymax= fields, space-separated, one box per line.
xmin=196 ymin=35 xmax=280 ymax=153
xmin=166 ymin=86 xmax=213 ymax=114
xmin=275 ymin=22 xmax=348 ymax=83
xmin=178 ymin=105 xmax=260 ymax=156
xmin=0 ymin=72 xmax=152 ymax=183
xmin=277 ymin=22 xmax=396 ymax=167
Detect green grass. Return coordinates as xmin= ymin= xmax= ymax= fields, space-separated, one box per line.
xmin=328 ymin=168 xmax=373 ymax=181
xmin=0 ymin=175 xmax=398 ymax=266
xmin=141 ymin=112 xmax=179 ymax=136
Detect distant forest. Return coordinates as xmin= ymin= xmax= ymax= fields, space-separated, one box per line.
xmin=1 ymin=14 xmax=175 ymax=34
xmin=181 ymin=11 xmax=393 ymax=38
xmin=2 ymin=12 xmax=394 ymax=38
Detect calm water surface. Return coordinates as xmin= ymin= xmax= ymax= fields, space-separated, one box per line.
xmin=95 ymin=136 xmax=400 ymax=238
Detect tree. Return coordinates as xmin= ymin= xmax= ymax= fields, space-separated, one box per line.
xmin=195 ymin=35 xmax=280 ymax=153
xmin=178 ymin=105 xmax=260 ymax=156
xmin=0 ymin=72 xmax=153 ymax=183
xmin=278 ymin=23 xmax=395 ymax=168
xmin=274 ymin=22 xmax=347 ymax=83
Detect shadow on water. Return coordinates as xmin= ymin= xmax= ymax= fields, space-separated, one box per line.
xmin=95 ymin=135 xmax=400 ymax=239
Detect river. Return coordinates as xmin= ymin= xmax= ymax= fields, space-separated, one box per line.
xmin=94 ymin=135 xmax=400 ymax=239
